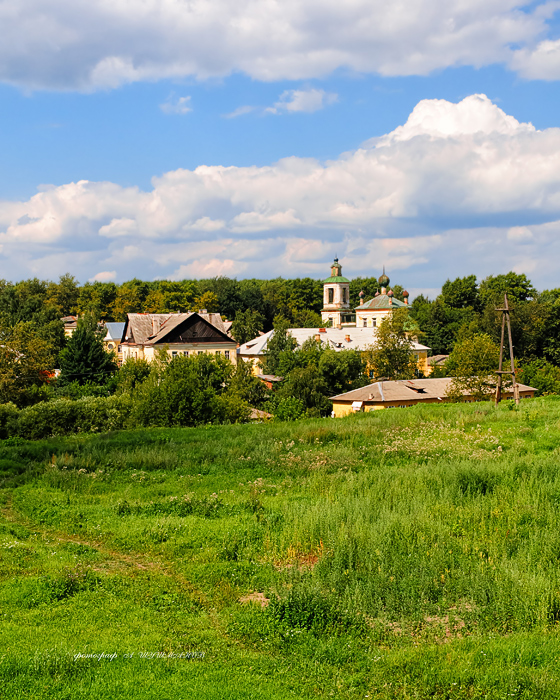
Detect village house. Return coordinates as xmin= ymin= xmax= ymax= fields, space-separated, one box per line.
xmin=330 ymin=377 xmax=536 ymax=416
xmin=120 ymin=312 xmax=237 ymax=364
xmin=103 ymin=322 xmax=125 ymax=363
xmin=238 ymin=326 xmax=430 ymax=375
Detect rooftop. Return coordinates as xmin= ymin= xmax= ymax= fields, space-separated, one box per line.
xmin=238 ymin=327 xmax=430 ymax=356
xmin=331 ymin=377 xmax=536 ymax=403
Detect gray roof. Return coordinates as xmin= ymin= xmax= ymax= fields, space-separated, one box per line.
xmin=428 ymin=354 xmax=449 ymax=366
xmin=355 ymin=293 xmax=407 ymax=311
xmin=123 ymin=312 xmax=232 ymax=346
xmin=104 ymin=322 xmax=125 ymax=342
xmin=238 ymin=328 xmax=429 ymax=356
xmin=331 ymin=377 xmax=536 ymax=403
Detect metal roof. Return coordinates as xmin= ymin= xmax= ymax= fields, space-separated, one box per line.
xmin=322 ymin=275 xmax=350 ymax=284
xmin=123 ymin=312 xmax=232 ymax=346
xmin=331 ymin=377 xmax=536 ymax=403
xmin=238 ymin=327 xmax=430 ymax=355
xmin=104 ymin=322 xmax=125 ymax=342
xmin=355 ymin=295 xmax=407 ymax=311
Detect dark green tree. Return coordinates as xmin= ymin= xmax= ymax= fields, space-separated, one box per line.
xmin=58 ymin=314 xmax=117 ymax=385
xmin=260 ymin=319 xmax=298 ymax=375
xmin=441 ymin=274 xmax=480 ymax=310
xmin=479 ymin=272 xmax=536 ymax=307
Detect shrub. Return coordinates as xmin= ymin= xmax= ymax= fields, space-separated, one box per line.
xmin=0 ymin=403 xmax=18 ymax=439
xmin=273 ymin=397 xmax=306 ymax=421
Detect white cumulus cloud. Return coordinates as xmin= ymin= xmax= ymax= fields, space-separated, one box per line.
xmin=2 ymin=94 xmax=560 ymax=289
xmin=0 ymin=0 xmax=559 ymax=90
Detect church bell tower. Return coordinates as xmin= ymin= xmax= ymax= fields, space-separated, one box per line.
xmin=321 ymin=258 xmax=352 ymax=327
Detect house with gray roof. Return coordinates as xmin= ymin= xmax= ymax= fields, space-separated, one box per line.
xmin=120 ymin=312 xmax=237 ymax=364
xmin=330 ymin=377 xmax=536 ymax=416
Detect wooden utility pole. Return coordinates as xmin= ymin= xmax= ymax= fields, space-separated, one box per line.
xmin=495 ymin=293 xmax=519 ymax=405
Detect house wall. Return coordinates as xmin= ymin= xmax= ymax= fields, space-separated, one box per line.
xmin=121 ymin=342 xmax=237 ymax=364
xmin=104 ymin=340 xmax=123 ymax=364
xmin=356 ymin=309 xmax=391 ymax=328
xmin=238 ymin=355 xmax=263 ymax=375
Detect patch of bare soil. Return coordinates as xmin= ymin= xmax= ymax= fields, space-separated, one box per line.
xmin=239 ymin=591 xmax=270 ymax=608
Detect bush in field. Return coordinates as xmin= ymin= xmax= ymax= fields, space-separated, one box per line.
xmin=14 ymin=395 xmax=132 ymax=439
xmin=0 ymin=403 xmax=18 ymax=439
xmin=131 ymin=353 xmax=249 ymax=428
xmin=273 ymin=396 xmax=306 ymax=421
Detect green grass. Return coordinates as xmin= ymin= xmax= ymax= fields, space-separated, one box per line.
xmin=2 ymin=397 xmax=560 ymax=698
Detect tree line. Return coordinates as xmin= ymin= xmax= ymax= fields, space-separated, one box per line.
xmin=1 ymin=270 xmax=560 ymax=428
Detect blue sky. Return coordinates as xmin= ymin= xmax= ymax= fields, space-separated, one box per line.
xmin=2 ymin=0 xmax=560 ymax=296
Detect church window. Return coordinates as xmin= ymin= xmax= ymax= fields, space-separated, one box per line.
xmin=328 ymin=288 xmax=334 ymax=304
xmin=362 ymin=318 xmax=367 ymax=327
xmin=342 ymin=288 xmax=347 ymax=303
xmin=372 ymin=318 xmax=377 ymax=327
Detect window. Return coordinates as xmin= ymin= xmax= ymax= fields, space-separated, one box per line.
xmin=328 ymin=288 xmax=334 ymax=304
xmin=183 ymin=351 xmax=188 ymax=357
xmin=372 ymin=318 xmax=376 ymax=327
xmin=362 ymin=318 xmax=367 ymax=327
xmin=225 ymin=351 xmax=230 ymax=359
xmin=342 ymin=288 xmax=347 ymax=303
xmin=215 ymin=350 xmax=221 ymax=355
xmin=198 ymin=351 xmax=204 ymax=355
xmin=172 ymin=351 xmax=178 ymax=357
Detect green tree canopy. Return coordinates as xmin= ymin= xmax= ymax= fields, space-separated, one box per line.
xmin=0 ymin=322 xmax=55 ymax=406
xmin=445 ymin=333 xmax=500 ymax=401
xmin=231 ymin=309 xmax=265 ymax=345
xmin=362 ymin=308 xmax=418 ymax=380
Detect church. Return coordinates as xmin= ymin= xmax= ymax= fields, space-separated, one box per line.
xmin=238 ymin=259 xmax=430 ymax=375
xmin=321 ymin=258 xmax=410 ymax=329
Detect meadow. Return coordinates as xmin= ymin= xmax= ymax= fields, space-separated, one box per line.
xmin=2 ymin=397 xmax=560 ymax=698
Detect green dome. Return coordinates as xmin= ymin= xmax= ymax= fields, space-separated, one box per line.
xmin=323 ymin=276 xmax=350 ymax=284
xmin=378 ymin=273 xmax=390 ymax=287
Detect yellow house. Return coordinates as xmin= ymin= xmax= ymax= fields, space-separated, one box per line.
xmin=331 ymin=377 xmax=536 ymax=417
xmin=120 ymin=312 xmax=237 ymax=364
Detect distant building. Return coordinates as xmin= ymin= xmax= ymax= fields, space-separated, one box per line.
xmin=240 ymin=260 xmax=430 ymax=376
xmin=427 ymin=354 xmax=449 ymax=375
xmin=103 ymin=322 xmax=125 ymax=363
xmin=61 ymin=316 xmax=78 ymax=337
xmin=330 ymin=377 xmax=536 ymax=416
xmin=321 ymin=258 xmax=354 ymax=327
xmin=120 ymin=312 xmax=237 ymax=364
xmin=238 ymin=326 xmax=430 ymax=375
xmin=355 ymin=269 xmax=410 ymax=329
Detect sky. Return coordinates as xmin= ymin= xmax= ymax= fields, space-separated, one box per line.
xmin=2 ymin=1 xmax=560 ymax=296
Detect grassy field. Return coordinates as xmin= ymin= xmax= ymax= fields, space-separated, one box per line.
xmin=2 ymin=397 xmax=560 ymax=698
